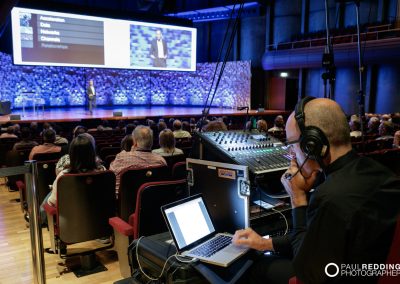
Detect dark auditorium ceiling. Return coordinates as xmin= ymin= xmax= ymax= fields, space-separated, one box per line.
xmin=0 ymin=0 xmax=260 ymax=53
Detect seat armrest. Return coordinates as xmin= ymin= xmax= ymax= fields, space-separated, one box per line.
xmin=109 ymin=217 xmax=134 ymax=237
xmin=43 ymin=202 xmax=56 ymax=215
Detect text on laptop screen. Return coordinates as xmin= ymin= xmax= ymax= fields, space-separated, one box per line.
xmin=164 ymin=197 xmax=215 ymax=249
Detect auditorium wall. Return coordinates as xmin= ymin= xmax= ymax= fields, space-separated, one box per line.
xmin=266 ymin=0 xmax=400 ymax=114
xmin=0 ymin=51 xmax=250 ymax=109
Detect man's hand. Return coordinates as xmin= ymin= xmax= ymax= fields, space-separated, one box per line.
xmin=281 ymin=159 xmax=319 ymax=208
xmin=232 ymin=228 xmax=273 ymax=251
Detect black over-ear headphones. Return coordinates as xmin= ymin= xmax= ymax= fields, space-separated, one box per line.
xmin=294 ymin=96 xmax=330 ymax=160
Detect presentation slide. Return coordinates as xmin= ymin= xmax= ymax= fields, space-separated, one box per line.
xmin=11 ymin=7 xmax=197 ymax=71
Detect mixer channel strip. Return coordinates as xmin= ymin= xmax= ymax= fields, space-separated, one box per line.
xmin=199 ymin=130 xmax=292 ymax=174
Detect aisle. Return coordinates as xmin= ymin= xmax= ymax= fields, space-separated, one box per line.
xmin=0 ymin=178 xmax=122 ymax=284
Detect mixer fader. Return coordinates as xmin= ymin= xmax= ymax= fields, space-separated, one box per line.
xmin=198 ymin=130 xmax=291 ymax=174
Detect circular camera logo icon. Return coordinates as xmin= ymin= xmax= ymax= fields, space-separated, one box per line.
xmin=325 ymin=263 xmax=339 ymax=277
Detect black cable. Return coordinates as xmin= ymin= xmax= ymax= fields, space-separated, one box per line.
xmin=283 ymin=155 xmax=310 ymax=181
xmin=203 ymin=2 xmax=245 ymax=122
xmin=203 ymin=1 xmax=238 ymax=107
xmin=199 ymin=1 xmax=240 ymax=128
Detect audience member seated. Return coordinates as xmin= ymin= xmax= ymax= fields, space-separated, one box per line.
xmin=394 ymin=130 xmax=400 ymax=148
xmin=256 ymin=119 xmax=268 ymax=133
xmin=268 ymin=115 xmax=285 ymax=133
xmin=115 ymin=120 xmax=126 ymax=132
xmin=110 ymin=125 xmax=166 ymax=191
xmin=120 ymin=135 xmax=133 ymax=152
xmin=97 ymin=120 xmax=113 ymax=132
xmin=13 ymin=127 xmax=38 ymax=150
xmin=148 ymin=119 xmax=158 ymax=137
xmin=391 ymin=112 xmax=400 ymax=130
xmin=245 ymin=120 xmax=252 ymax=131
xmin=39 ymin=122 xmax=52 ymax=137
xmin=30 ymin=122 xmax=40 ymax=138
xmin=380 ymin=113 xmax=391 ymax=122
xmin=56 ymin=125 xmax=86 ymax=174
xmin=172 ymin=119 xmax=191 ymax=138
xmin=367 ymin=116 xmax=380 ymax=135
xmin=157 ymin=121 xmax=167 ymax=133
xmin=29 ymin=129 xmax=61 ymax=160
xmin=182 ymin=121 xmax=191 ymax=133
xmin=152 ymin=129 xmax=183 ymax=157
xmin=0 ymin=126 xmax=18 ymax=139
xmin=41 ymin=134 xmax=105 ymax=222
xmin=376 ymin=121 xmax=394 ymax=140
xmin=349 ymin=114 xmax=359 ymax=122
xmin=202 ymin=120 xmax=228 ymax=132
xmin=168 ymin=118 xmax=175 ymax=129
xmin=190 ymin=117 xmax=197 ymax=130
xmin=13 ymin=123 xmax=21 ymax=137
xmin=53 ymin=126 xmax=69 ymax=146
xmin=120 ymin=123 xmax=136 ymax=152
xmin=349 ymin=118 xmax=362 ymax=138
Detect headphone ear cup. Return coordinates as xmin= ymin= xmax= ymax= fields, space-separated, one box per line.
xmin=300 ymin=126 xmax=329 ymax=160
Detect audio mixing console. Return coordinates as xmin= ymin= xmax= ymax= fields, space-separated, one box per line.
xmin=198 ymin=130 xmax=291 ymax=174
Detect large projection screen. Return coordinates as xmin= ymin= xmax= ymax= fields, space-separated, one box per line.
xmin=11 ymin=7 xmax=197 ymax=71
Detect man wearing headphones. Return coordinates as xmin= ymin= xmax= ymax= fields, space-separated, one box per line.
xmin=233 ymin=97 xmax=400 ymax=283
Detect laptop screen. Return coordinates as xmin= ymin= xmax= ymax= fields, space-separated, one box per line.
xmin=163 ymin=196 xmax=215 ymax=250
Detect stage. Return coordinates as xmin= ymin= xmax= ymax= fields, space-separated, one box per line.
xmin=0 ymin=106 xmax=287 ymax=124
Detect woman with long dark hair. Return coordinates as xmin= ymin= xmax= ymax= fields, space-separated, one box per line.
xmin=47 ymin=133 xmax=104 ymax=206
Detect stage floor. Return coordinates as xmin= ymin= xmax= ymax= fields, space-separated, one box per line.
xmin=0 ymin=106 xmax=286 ymax=124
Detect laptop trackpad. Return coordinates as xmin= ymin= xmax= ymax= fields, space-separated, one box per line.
xmin=208 ymin=245 xmax=247 ymax=265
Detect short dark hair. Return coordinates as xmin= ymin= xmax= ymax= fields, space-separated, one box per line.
xmin=20 ymin=127 xmax=31 ymax=140
xmin=158 ymin=121 xmax=167 ymax=132
xmin=125 ymin=123 xmax=136 ymax=135
xmin=6 ymin=126 xmax=15 ymax=134
xmin=121 ymin=135 xmax=133 ymax=152
xmin=42 ymin=128 xmax=56 ymax=143
xmin=73 ymin=125 xmax=86 ymax=138
xmin=69 ymin=134 xmax=97 ymax=173
xmin=202 ymin=121 xmax=228 ymax=132
xmin=182 ymin=121 xmax=191 ymax=132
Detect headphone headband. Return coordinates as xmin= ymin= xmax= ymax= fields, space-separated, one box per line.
xmin=294 ymin=96 xmax=330 ymax=160
xmin=295 ymin=96 xmax=315 ymax=133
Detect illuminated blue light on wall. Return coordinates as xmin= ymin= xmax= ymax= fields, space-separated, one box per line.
xmin=0 ymin=52 xmax=250 ymax=109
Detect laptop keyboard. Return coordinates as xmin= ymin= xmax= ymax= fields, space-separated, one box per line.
xmin=190 ymin=235 xmax=232 ymax=258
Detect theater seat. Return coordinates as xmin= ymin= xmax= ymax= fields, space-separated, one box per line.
xmin=118 ymin=165 xmax=170 ymax=222
xmin=172 ymin=161 xmax=187 ymax=179
xmin=44 ymin=171 xmax=116 ymax=274
xmin=109 ymin=179 xmax=188 ymax=278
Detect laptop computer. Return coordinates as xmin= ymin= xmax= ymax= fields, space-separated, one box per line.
xmin=161 ymin=194 xmax=249 ymax=267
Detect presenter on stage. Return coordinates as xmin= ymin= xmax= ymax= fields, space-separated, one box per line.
xmin=150 ymin=29 xmax=168 ymax=68
xmin=87 ymin=80 xmax=96 ymax=114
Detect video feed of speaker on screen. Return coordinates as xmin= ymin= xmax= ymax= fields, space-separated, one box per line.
xmin=11 ymin=7 xmax=197 ymax=72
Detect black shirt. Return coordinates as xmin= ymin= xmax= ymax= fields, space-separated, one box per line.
xmin=274 ymin=150 xmax=400 ymax=283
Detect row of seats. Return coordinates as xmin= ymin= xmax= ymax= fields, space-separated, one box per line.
xmin=352 ymin=138 xmax=394 ymax=153
xmin=40 ymin=168 xmax=189 ymax=277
